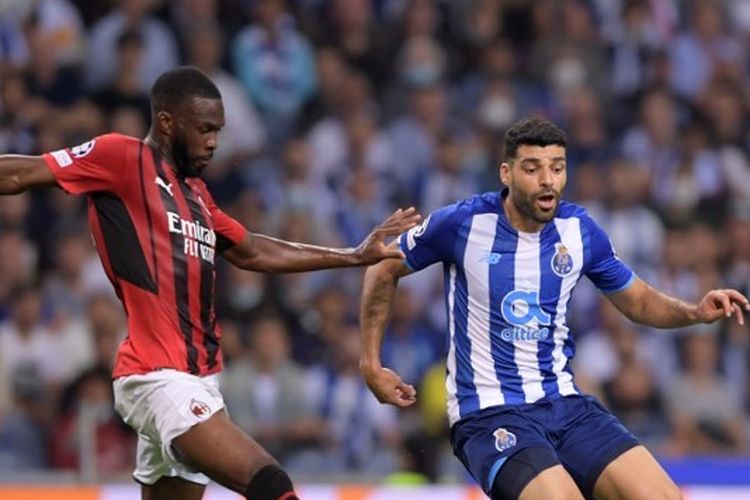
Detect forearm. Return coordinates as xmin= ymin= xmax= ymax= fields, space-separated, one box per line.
xmin=359 ymin=263 xmax=400 ymax=371
xmin=241 ymin=234 xmax=360 ymax=272
xmin=0 ymin=156 xmax=34 ymax=194
xmin=0 ymin=155 xmax=56 ymax=194
xmin=628 ymin=282 xmax=699 ymax=328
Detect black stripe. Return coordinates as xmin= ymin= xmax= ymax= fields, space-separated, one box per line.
xmin=176 ymin=181 xmax=219 ymax=369
xmin=91 ymin=193 xmax=157 ymax=293
xmin=151 ymin=147 xmax=199 ymax=374
xmin=137 ymin=142 xmax=159 ymax=293
xmin=216 ymin=233 xmax=237 ymax=253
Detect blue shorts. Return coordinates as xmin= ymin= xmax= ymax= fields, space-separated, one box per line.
xmin=450 ymin=395 xmax=639 ymax=498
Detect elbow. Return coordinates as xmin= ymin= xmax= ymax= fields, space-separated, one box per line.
xmin=366 ymin=258 xmax=403 ymax=284
xmin=238 ymin=254 xmax=267 ymax=273
xmin=0 ymin=176 xmax=23 ymax=195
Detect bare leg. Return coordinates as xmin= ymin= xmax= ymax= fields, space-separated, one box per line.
xmin=171 ymin=409 xmax=282 ymax=495
xmin=518 ymin=465 xmax=584 ymax=500
xmin=592 ymin=446 xmax=682 ymax=500
xmin=141 ymin=476 xmax=205 ymax=500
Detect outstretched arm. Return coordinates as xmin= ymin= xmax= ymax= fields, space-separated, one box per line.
xmin=607 ymin=277 xmax=750 ymax=328
xmin=0 ymin=155 xmax=58 ymax=194
xmin=359 ymin=252 xmax=417 ymax=407
xmin=221 ymin=208 xmax=421 ymax=273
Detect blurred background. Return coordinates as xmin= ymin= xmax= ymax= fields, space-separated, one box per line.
xmin=0 ymin=0 xmax=750 ymax=496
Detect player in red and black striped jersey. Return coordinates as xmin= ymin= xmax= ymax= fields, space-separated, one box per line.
xmin=0 ymin=67 xmax=421 ymax=500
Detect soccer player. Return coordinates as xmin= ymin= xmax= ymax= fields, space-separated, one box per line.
xmin=0 ymin=67 xmax=421 ymax=500
xmin=360 ymin=118 xmax=750 ymax=500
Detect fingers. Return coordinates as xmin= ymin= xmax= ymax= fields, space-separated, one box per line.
xmin=368 ymin=369 xmax=417 ymax=408
xmin=722 ymin=289 xmax=750 ymax=311
xmin=732 ymin=302 xmax=745 ymax=326
xmin=711 ymin=289 xmax=750 ymax=322
xmin=377 ymin=207 xmax=422 ymax=237
xmin=717 ymin=291 xmax=732 ymax=318
xmin=393 ymin=383 xmax=417 ymax=408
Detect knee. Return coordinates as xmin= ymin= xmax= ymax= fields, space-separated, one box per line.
xmin=245 ymin=464 xmax=298 ymax=500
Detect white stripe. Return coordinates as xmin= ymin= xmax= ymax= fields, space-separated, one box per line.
xmin=514 ymin=231 xmax=546 ymax=403
xmin=463 ymin=213 xmax=504 ymax=409
xmin=552 ymin=218 xmax=584 ymax=396
xmin=445 ymin=264 xmax=461 ymax=425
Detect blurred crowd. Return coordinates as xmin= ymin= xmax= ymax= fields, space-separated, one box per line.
xmin=1 ymin=0 xmax=750 ymax=483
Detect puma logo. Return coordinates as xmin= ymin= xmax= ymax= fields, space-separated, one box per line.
xmin=155 ymin=176 xmax=173 ymax=197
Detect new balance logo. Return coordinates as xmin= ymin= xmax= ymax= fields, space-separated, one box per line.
xmin=155 ymin=176 xmax=173 ymax=197
xmin=479 ymin=251 xmax=502 ymax=264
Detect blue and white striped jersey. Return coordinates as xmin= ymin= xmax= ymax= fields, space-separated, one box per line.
xmin=398 ymin=191 xmax=635 ymax=426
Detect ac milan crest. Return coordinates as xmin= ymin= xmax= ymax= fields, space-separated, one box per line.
xmin=190 ymin=398 xmax=211 ymax=418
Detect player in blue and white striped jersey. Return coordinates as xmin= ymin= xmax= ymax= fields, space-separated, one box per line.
xmin=360 ymin=118 xmax=750 ymax=500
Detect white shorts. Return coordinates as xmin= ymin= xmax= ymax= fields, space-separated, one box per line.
xmin=113 ymin=369 xmax=225 ymax=485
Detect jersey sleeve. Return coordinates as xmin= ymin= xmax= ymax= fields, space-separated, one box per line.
xmin=42 ymin=134 xmax=127 ymax=194
xmin=583 ymin=214 xmax=635 ymax=294
xmin=398 ymin=204 xmax=459 ymax=271
xmin=202 ymin=188 xmax=247 ymax=252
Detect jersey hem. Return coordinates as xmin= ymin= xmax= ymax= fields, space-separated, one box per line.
xmin=601 ymin=273 xmax=636 ymax=295
xmin=112 ymin=364 xmax=224 ymax=380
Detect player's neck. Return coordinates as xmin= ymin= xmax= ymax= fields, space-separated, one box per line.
xmin=145 ymin=133 xmax=180 ymax=178
xmin=502 ymin=195 xmax=545 ymax=233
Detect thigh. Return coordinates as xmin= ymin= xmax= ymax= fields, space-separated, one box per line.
xmin=519 ymin=464 xmax=584 ymax=500
xmin=142 ymin=476 xmax=205 ymax=500
xmin=115 ymin=371 xmax=226 ymax=486
xmin=555 ymin=396 xmax=640 ymax=497
xmin=451 ymin=406 xmax=555 ymax=496
xmin=492 ymin=447 xmax=582 ymax=500
xmin=592 ymin=446 xmax=682 ymax=500
xmin=172 ymin=409 xmax=277 ymax=494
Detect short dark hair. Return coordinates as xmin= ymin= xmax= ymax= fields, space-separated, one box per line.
xmin=504 ymin=117 xmax=567 ymax=160
xmin=150 ymin=66 xmax=221 ymax=115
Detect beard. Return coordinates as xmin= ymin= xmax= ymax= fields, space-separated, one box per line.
xmin=172 ymin=136 xmax=201 ymax=178
xmin=511 ymin=183 xmax=560 ymax=224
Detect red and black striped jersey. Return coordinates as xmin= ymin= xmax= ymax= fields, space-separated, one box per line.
xmin=43 ymin=133 xmax=247 ymax=378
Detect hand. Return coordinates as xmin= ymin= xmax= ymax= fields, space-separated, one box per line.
xmin=695 ymin=289 xmax=750 ymax=325
xmin=361 ymin=365 xmax=417 ymax=408
xmin=354 ymin=207 xmax=421 ymax=265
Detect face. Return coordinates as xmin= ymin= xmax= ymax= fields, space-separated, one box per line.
xmin=158 ymin=97 xmax=224 ymax=178
xmin=501 ymin=144 xmax=566 ymax=224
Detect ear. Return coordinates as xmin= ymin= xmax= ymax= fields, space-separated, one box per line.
xmin=500 ymin=161 xmax=511 ymax=186
xmin=156 ymin=111 xmax=173 ymax=136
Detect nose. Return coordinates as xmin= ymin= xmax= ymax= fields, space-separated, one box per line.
xmin=206 ymin=133 xmax=218 ymax=152
xmin=539 ymin=168 xmax=553 ymax=187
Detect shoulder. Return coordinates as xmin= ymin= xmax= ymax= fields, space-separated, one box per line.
xmin=90 ymin=132 xmax=139 ymax=148
xmin=94 ymin=133 xmax=141 ymax=160
xmin=438 ymin=192 xmax=499 ymax=226
xmin=556 ymin=200 xmax=599 ymax=230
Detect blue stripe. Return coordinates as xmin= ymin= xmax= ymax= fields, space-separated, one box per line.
xmin=489 ymin=221 xmax=524 ymax=404
xmin=581 ymin=219 xmax=592 ymax=274
xmin=454 ymin=218 xmax=479 ymax=418
xmin=539 ymin=224 xmax=563 ymax=398
xmin=486 ymin=456 xmax=509 ymax=492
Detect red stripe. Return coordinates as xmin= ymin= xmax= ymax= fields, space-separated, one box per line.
xmin=277 ymin=492 xmax=298 ymax=500
xmin=165 ymin=167 xmax=209 ymax=373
